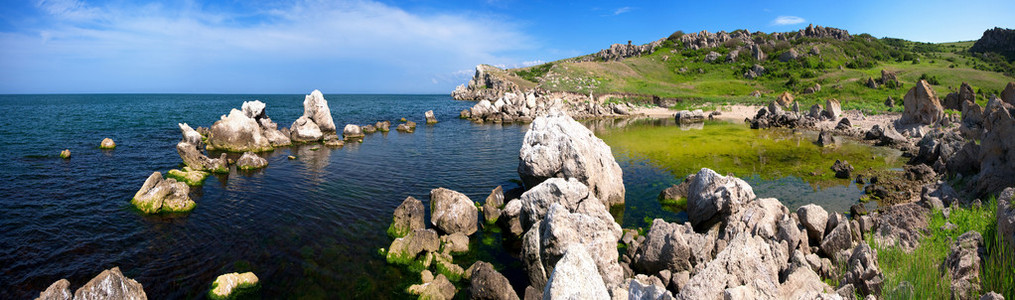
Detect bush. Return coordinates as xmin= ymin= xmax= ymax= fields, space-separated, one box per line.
xmin=785 ymin=76 xmax=799 ymax=88
xmin=667 ymin=30 xmax=685 ymax=42
xmin=919 ymin=73 xmax=941 ymax=85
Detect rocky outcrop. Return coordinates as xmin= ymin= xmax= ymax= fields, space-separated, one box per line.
xmin=518 ymin=110 xmax=625 ymax=207
xmin=970 ymin=27 xmax=1015 ymax=61
xmin=235 ymin=152 xmax=267 ymax=170
xmin=302 ymin=90 xmax=336 ymax=132
xmin=685 ymin=168 xmax=756 ymax=228
xmin=465 ymin=261 xmax=520 ymax=300
xmin=176 ymin=124 xmax=227 ymax=173
xmin=944 ymin=231 xmax=984 ymax=300
xmin=72 ymin=267 xmax=147 ymax=300
xmin=207 ymin=107 xmax=273 ymax=152
xmin=975 ymin=100 xmax=1015 ymax=196
xmin=209 ymin=272 xmax=259 ymax=299
xmin=131 ymin=172 xmax=195 ymax=214
xmin=430 ymin=188 xmax=478 ymax=236
xmin=675 ymin=235 xmax=784 ymax=299
xmin=35 ymin=279 xmax=71 ymax=300
xmin=452 ymin=65 xmax=524 ymax=101
xmin=584 ymin=39 xmax=665 ymax=62
xmin=242 ymin=100 xmax=292 ymax=147
xmin=899 ymin=80 xmax=945 ymax=125
xmin=99 ymin=138 xmax=116 ymax=149
xmin=944 ymin=83 xmax=976 ymax=111
xmin=465 ymin=90 xmax=629 ymax=123
xmin=841 ymin=242 xmax=884 ymax=297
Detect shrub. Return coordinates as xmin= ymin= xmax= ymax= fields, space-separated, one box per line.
xmin=667 ymin=30 xmax=685 ymax=42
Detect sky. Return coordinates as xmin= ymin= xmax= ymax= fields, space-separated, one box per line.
xmin=0 ymin=0 xmax=1013 ymax=94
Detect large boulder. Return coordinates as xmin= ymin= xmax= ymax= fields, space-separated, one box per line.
xmin=206 ymin=109 xmax=273 ymax=152
xmin=100 ymin=138 xmax=116 ymax=149
xmin=36 ymin=279 xmax=71 ymax=300
xmin=430 ymin=188 xmax=479 ymax=236
xmin=776 ymin=92 xmax=794 ymax=107
xmin=518 ymin=110 xmax=625 ymax=207
xmin=521 ymin=203 xmax=623 ymax=291
xmin=343 ymin=124 xmax=364 ymax=141
xmin=542 ymin=244 xmax=610 ymax=300
xmin=303 ymin=90 xmax=336 ymax=132
xmin=944 ymin=231 xmax=984 ymax=300
xmin=209 ymin=272 xmax=259 ymax=299
xmin=176 ymin=141 xmax=227 ymax=173
xmin=131 ymin=172 xmax=195 ymax=214
xmin=841 ymin=242 xmax=884 ymax=297
xmin=899 ymin=80 xmax=945 ymax=125
xmin=465 ymin=261 xmax=520 ymax=300
xmin=820 ymin=213 xmax=853 ymax=258
xmin=389 ymin=196 xmax=426 ymax=238
xmin=797 ymin=204 xmax=829 ymax=242
xmin=290 ymin=116 xmax=324 ymax=142
xmin=235 ymin=152 xmax=268 ymax=170
xmin=975 ymin=103 xmax=1015 ymax=196
xmin=73 ymin=267 xmax=147 ymax=300
xmin=1001 ymin=82 xmax=1015 ymax=105
xmin=831 ymin=160 xmax=853 ymax=179
xmin=674 ymin=110 xmax=705 ymax=124
xmin=633 ymin=219 xmax=693 ymax=275
xmin=386 ymin=228 xmax=440 ymax=264
xmin=873 ymin=203 xmax=929 ymax=251
xmin=407 ymin=273 xmax=456 ymax=300
xmin=675 ymin=235 xmax=782 ymax=300
xmin=999 ymin=192 xmax=1015 ymax=253
xmin=685 ymin=168 xmax=756 ymax=228
xmin=823 ymin=99 xmax=842 ymax=120
xmin=518 ymin=178 xmax=617 ymax=233
xmin=425 ymin=110 xmax=438 ymax=124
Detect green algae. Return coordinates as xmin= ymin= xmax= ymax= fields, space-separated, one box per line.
xmin=597 ymin=119 xmax=904 ymax=186
xmin=208 ymin=280 xmax=259 ymax=300
xmin=167 ymin=168 xmax=209 ymax=186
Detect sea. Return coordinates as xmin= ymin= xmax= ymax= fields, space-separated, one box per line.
xmin=0 ymin=94 xmax=890 ymax=298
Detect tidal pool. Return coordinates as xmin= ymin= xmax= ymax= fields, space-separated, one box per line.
xmin=592 ymin=117 xmax=904 ymax=228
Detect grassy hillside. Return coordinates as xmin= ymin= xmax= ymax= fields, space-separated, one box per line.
xmin=505 ymin=31 xmax=1014 ymax=113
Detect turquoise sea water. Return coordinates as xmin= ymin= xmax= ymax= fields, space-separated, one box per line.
xmin=0 ymin=94 xmax=892 ymax=298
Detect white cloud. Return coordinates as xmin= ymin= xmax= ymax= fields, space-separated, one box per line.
xmin=613 ymin=7 xmax=632 ymax=15
xmin=771 ymin=16 xmax=805 ymax=26
xmin=521 ymin=60 xmax=544 ymax=67
xmin=1 ymin=0 xmax=538 ymax=93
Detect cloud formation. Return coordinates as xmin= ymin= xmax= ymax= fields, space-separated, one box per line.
xmin=0 ymin=0 xmax=538 ymax=93
xmin=771 ymin=15 xmax=805 ymax=26
xmin=613 ymin=7 xmax=632 ymax=15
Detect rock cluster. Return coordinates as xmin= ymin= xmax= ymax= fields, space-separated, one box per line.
xmin=36 ymin=267 xmax=147 ymax=300
xmin=944 ymin=82 xmax=976 ymax=111
xmin=580 ymin=39 xmax=665 ymax=62
xmin=464 ymin=90 xmax=631 ymax=124
xmin=452 ymin=65 xmax=523 ymax=101
xmin=943 ymin=231 xmax=984 ymax=300
xmin=517 ymin=110 xmax=625 ymax=207
xmin=132 ymin=171 xmax=195 ymax=214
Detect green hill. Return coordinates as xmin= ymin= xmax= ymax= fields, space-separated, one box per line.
xmin=496 ymin=25 xmax=1015 ymax=113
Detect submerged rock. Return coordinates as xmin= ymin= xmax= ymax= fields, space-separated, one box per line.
xmin=235 ymin=152 xmax=268 ymax=170
xmin=73 ymin=267 xmax=148 ymax=300
xmin=131 ymin=172 xmax=195 ymax=214
xmin=166 ymin=167 xmax=209 ymax=186
xmin=389 ymin=196 xmax=425 ymax=238
xmin=430 ymin=188 xmax=478 ymax=236
xmin=100 ymin=138 xmax=116 ymax=149
xmin=209 ymin=272 xmax=259 ymax=300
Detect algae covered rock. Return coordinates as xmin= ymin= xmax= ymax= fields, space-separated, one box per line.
xmin=99 ymin=138 xmax=116 ymax=149
xmin=132 ymin=172 xmax=195 ymax=214
xmin=209 ymin=272 xmax=259 ymax=300
xmin=166 ymin=167 xmax=209 ymax=186
xmin=482 ymin=186 xmax=505 ymax=224
xmin=425 ymin=110 xmax=438 ymax=124
xmin=59 ymin=149 xmax=71 ymax=159
xmin=407 ymin=273 xmax=456 ymax=300
xmin=388 ymin=196 xmax=425 ymax=238
xmin=386 ymin=228 xmax=440 ymax=265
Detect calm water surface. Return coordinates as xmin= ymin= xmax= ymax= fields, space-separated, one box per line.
xmin=0 ymin=94 xmax=898 ymax=298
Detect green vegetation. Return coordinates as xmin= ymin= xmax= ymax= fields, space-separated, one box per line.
xmin=498 ymin=32 xmax=1013 ymax=115
xmin=874 ymin=197 xmax=1014 ymax=299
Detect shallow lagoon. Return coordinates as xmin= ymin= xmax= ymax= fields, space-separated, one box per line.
xmin=0 ymin=94 xmax=903 ymax=298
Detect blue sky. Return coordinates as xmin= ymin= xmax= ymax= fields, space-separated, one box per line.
xmin=1 ymin=0 xmax=1012 ymax=94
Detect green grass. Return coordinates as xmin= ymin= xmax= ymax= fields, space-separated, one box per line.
xmin=874 ymin=197 xmax=1014 ymax=299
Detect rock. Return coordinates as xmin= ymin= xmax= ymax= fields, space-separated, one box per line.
xmin=290 ymin=116 xmax=323 ymax=142
xmin=797 ymin=204 xmax=828 ymax=242
xmin=396 ymin=121 xmax=417 ymax=133
xmin=999 ymin=194 xmax=1015 ymax=253
xmin=904 ymin=164 xmax=935 ymax=182
xmin=36 ymin=279 xmax=71 ymax=300
xmin=779 ymin=48 xmax=800 ymax=62
xmin=961 ymin=100 xmax=985 ymax=140
xmin=499 ymin=199 xmax=524 ymax=237
xmin=824 ymin=99 xmax=842 ymax=120
xmin=803 ymin=83 xmax=822 ymax=94
xmin=725 ymin=49 xmax=739 ymax=63
xmin=386 ymin=228 xmax=440 ymax=264
xmin=842 ymin=243 xmax=884 ymax=297
xmin=361 ymin=125 xmax=377 ymax=133
xmin=627 ymin=275 xmax=674 ymax=300
xmin=820 ymin=213 xmax=853 ymax=258
xmin=836 ymin=118 xmax=852 ymax=130
xmin=389 ymin=196 xmax=425 ymax=238
xmin=981 ymin=292 xmax=1005 ymax=300
xmin=235 ymin=152 xmax=268 ymax=170
xmin=209 ymin=272 xmax=259 ymax=299
xmin=752 ymin=44 xmax=766 ymax=61
xmin=975 ymin=102 xmax=1015 ymax=195
xmin=520 ymin=198 xmax=623 ymax=289
xmin=179 ymin=123 xmax=204 ymax=146
xmin=658 ymin=174 xmax=695 ymax=205
xmin=166 ymin=167 xmax=209 ymax=186
xmin=131 ymin=172 xmax=195 ymax=214
xmin=99 ymin=138 xmax=116 ymax=149
xmin=809 ymin=104 xmax=823 ymax=119
xmin=704 ymin=51 xmax=721 ymax=63
xmin=73 ymin=267 xmax=147 ymax=300
xmin=776 ymin=92 xmax=794 ymax=107
xmin=322 ymin=134 xmax=344 ymax=148
xmin=685 ymin=168 xmax=756 ymax=228
xmin=441 ymin=232 xmax=470 ymax=254
xmin=865 ymin=125 xmax=907 ymax=146
xmin=343 ymin=124 xmax=364 ymax=141
xmin=777 ymin=266 xmax=836 ymax=299
xmin=542 ymin=244 xmax=610 ymax=300
xmin=375 ymin=121 xmax=391 ymax=132
xmin=483 ymin=186 xmax=505 ymax=223
xmin=59 ymin=149 xmax=70 ymax=159
xmin=302 ymin=90 xmax=336 ymax=132
xmin=873 ymin=203 xmax=929 ymax=251
xmin=176 ymin=141 xmax=227 ymax=173
xmin=465 ymin=261 xmax=520 ymax=300
xmin=1003 ymin=82 xmax=1015 ymax=105
xmin=866 ymin=78 xmax=880 ymax=89
xmin=817 ymin=130 xmax=835 ymax=147
xmin=460 ymin=109 xmax=471 ymax=119
xmin=675 ymin=110 xmax=706 ymax=124
xmin=518 ymin=110 xmax=625 ymax=207
xmin=885 ymin=97 xmax=895 ymax=108
xmin=207 ymin=109 xmax=272 ymax=152
xmin=407 ymin=273 xmax=456 ymax=300
xmin=899 ymin=80 xmax=945 ymax=125
xmin=944 ymin=231 xmax=984 ymax=300
xmin=425 ymin=110 xmax=438 ymax=124
xmin=676 ymin=235 xmax=781 ymax=300
xmin=430 ymin=188 xmax=478 ymax=236
xmin=633 ymin=219 xmax=693 ymax=275
xmin=831 ymin=160 xmax=853 ymax=179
